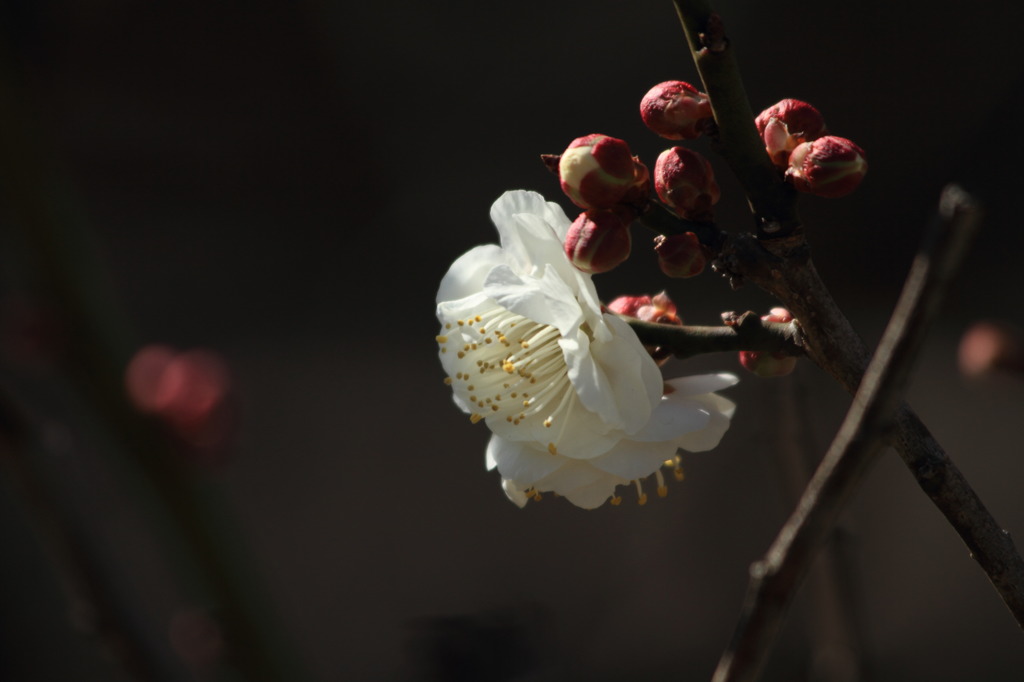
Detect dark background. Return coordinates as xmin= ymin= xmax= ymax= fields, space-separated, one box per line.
xmin=1 ymin=1 xmax=1024 ymax=680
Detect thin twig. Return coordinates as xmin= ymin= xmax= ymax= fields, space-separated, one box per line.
xmin=712 ymin=186 xmax=983 ymax=682
xmin=627 ymin=312 xmax=803 ymax=360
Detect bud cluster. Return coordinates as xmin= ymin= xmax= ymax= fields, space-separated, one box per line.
xmin=564 ymin=206 xmax=633 ymax=274
xmin=755 ymin=98 xmax=867 ymax=198
xmin=546 ymin=134 xmax=652 ymax=274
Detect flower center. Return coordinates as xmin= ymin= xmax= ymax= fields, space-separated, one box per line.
xmin=438 ymin=304 xmax=579 ymax=454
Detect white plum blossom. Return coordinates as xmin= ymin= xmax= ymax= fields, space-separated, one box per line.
xmin=436 ymin=190 xmax=737 ymax=509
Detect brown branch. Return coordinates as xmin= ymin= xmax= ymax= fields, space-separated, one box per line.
xmin=670 ymin=0 xmax=1024 ymax=642
xmin=712 ymin=184 xmax=985 ymax=682
xmin=627 ymin=312 xmax=803 ymax=360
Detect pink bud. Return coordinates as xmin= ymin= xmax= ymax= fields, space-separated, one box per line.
xmin=763 ymin=307 xmax=793 ymax=324
xmin=654 ymin=232 xmax=706 ymax=278
xmin=654 ymin=147 xmax=720 ymax=220
xmin=640 ymin=81 xmax=713 ymax=140
xmin=564 ymin=208 xmax=632 ymax=273
xmin=786 ymin=136 xmax=867 ymax=198
xmin=755 ymin=99 xmax=827 ymax=167
xmin=607 ymin=291 xmax=682 ymax=365
xmin=607 ymin=291 xmax=681 ymax=325
xmin=739 ymin=308 xmax=797 ymax=377
xmin=558 ymin=134 xmax=637 ymax=209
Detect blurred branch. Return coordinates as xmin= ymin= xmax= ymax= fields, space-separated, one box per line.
xmin=0 ymin=392 xmax=180 ymax=682
xmin=0 ymin=50 xmax=309 ymax=682
xmin=776 ymin=378 xmax=864 ymax=680
xmin=671 ymin=0 xmax=1024 ymax=650
xmin=712 ymin=185 xmax=983 ymax=682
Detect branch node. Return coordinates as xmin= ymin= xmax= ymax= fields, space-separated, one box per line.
xmin=699 ymin=12 xmax=729 ymax=53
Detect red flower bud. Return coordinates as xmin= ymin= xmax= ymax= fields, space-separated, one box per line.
xmin=654 ymin=232 xmax=706 ymax=278
xmin=739 ymin=308 xmax=797 ymax=377
xmin=640 ymin=81 xmax=713 ymax=140
xmin=607 ymin=291 xmax=681 ymax=325
xmin=564 ymin=208 xmax=632 ymax=274
xmin=654 ymin=147 xmax=720 ymax=220
xmin=786 ymin=136 xmax=867 ymax=198
xmin=558 ymin=134 xmax=637 ymax=209
xmin=755 ymin=99 xmax=827 ymax=167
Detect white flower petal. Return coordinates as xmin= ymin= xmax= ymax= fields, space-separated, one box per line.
xmin=501 ymin=478 xmax=530 ymax=508
xmin=664 ymin=373 xmax=740 ymax=397
xmin=489 ymin=400 xmax=619 ymax=461
xmin=436 ymin=245 xmax=506 ymax=304
xmin=673 ymin=394 xmax=737 ymax=452
xmin=629 ymin=396 xmax=711 ymax=442
xmin=486 ymin=436 xmax=563 ymax=487
xmin=587 ymin=438 xmax=679 ymax=480
xmin=561 ymin=477 xmax=623 ymax=509
xmin=532 ymin=459 xmax=608 ymax=493
xmin=490 ymin=191 xmax=571 ymax=275
xmin=483 ymin=264 xmax=583 ymax=335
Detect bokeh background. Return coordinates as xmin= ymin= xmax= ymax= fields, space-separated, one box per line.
xmin=2 ymin=1 xmax=1024 ymax=680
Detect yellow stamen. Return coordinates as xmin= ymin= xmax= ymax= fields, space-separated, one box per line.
xmin=547 ymin=443 xmax=558 ymax=456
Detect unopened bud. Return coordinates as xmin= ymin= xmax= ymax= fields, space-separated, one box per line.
xmin=739 ymin=308 xmax=797 ymax=377
xmin=607 ymin=291 xmax=681 ymax=325
xmin=640 ymin=81 xmax=713 ymax=140
xmin=654 ymin=147 xmax=720 ymax=220
xmin=607 ymin=291 xmax=682 ymax=365
xmin=564 ymin=208 xmax=632 ymax=274
xmin=654 ymin=232 xmax=706 ymax=278
xmin=755 ymin=99 xmax=827 ymax=167
xmin=558 ymin=134 xmax=636 ymax=209
xmin=786 ymin=136 xmax=867 ymax=198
